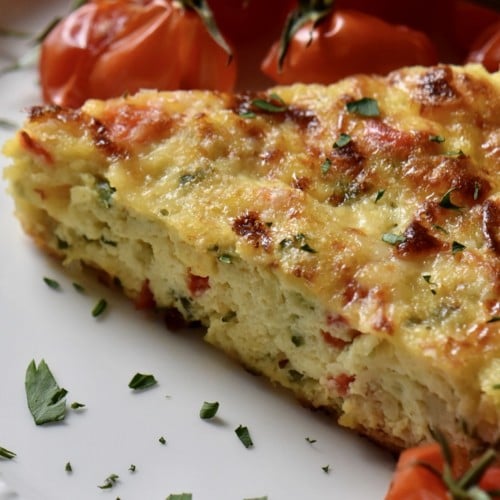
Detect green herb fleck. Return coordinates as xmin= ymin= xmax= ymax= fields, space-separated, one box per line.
xmin=452 ymin=241 xmax=466 ymax=254
xmin=96 ymin=179 xmax=116 ymax=208
xmin=166 ymin=494 xmax=192 ymax=500
xmin=57 ymin=238 xmax=69 ymax=250
xmin=70 ymin=401 xmax=85 ymax=410
xmin=43 ymin=277 xmax=61 ymax=290
xmin=374 ymin=189 xmax=385 ymax=203
xmin=65 ymin=462 xmax=72 ymax=472
xmin=98 ymin=473 xmax=119 ymax=489
xmin=305 ymin=437 xmax=317 ymax=444
xmin=128 ymin=373 xmax=157 ymax=390
xmin=346 ymin=97 xmax=380 ymax=117
xmin=217 ymin=254 xmax=233 ymax=264
xmin=160 ymin=208 xmax=169 ymax=216
xmin=492 ymin=384 xmax=500 ymax=390
xmin=25 ymin=359 xmax=67 ymax=425
xmin=179 ymin=173 xmax=197 ymax=185
xmin=288 ymin=369 xmax=304 ymax=382
xmin=159 ymin=436 xmax=166 ymax=445
xmin=0 ymin=118 xmax=18 ymax=130
xmin=439 ymin=188 xmax=462 ymax=210
xmin=487 ymin=317 xmax=500 ymax=324
xmin=429 ymin=134 xmax=445 ymax=143
xmin=333 ymin=133 xmax=351 ymax=148
xmin=199 ymin=401 xmax=219 ymax=419
xmin=244 ymin=497 xmax=268 ymax=500
xmin=100 ymin=236 xmax=118 ymax=247
xmin=251 ymin=93 xmax=287 ymax=113
xmin=321 ymin=158 xmax=331 ymax=174
xmin=473 ymin=181 xmax=480 ymax=201
xmin=239 ymin=110 xmax=256 ymax=119
xmin=72 ymin=282 xmax=85 ymax=293
xmin=382 ymin=233 xmax=406 ymax=245
xmin=92 ymin=298 xmax=107 ymax=318
xmin=445 ymin=149 xmax=465 ymax=157
xmin=0 ymin=447 xmax=16 ymax=460
xmin=291 ymin=335 xmax=304 ymax=347
xmin=322 ymin=464 xmax=331 ymax=473
xmin=221 ymin=311 xmax=237 ymax=322
xmin=433 ymin=224 xmax=449 ymax=234
xmin=129 ymin=464 xmax=136 ymax=472
xmin=235 ymin=425 xmax=253 ymax=448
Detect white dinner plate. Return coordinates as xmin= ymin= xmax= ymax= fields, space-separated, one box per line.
xmin=0 ymin=1 xmax=396 ymax=499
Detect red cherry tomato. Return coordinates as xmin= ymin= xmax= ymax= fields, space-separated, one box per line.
xmin=261 ymin=9 xmax=438 ymax=86
xmin=40 ymin=0 xmax=236 ymax=108
xmin=467 ymin=20 xmax=500 ymax=72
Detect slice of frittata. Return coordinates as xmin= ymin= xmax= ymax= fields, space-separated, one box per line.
xmin=3 ymin=64 xmax=500 ymax=452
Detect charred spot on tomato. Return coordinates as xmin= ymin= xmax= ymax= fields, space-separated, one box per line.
xmin=416 ymin=66 xmax=458 ymax=105
xmin=186 ymin=269 xmax=210 ymax=297
xmin=134 ymin=279 xmax=156 ymax=310
xmin=482 ymin=199 xmax=500 ymax=254
xmin=19 ymin=130 xmax=53 ymax=165
xmin=396 ymin=220 xmax=444 ymax=258
xmin=232 ymin=210 xmax=272 ymax=251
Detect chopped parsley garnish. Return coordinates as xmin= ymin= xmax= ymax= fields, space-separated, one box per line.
xmin=382 ymin=233 xmax=406 ymax=245
xmin=473 ymin=181 xmax=481 ymax=201
xmin=244 ymin=497 xmax=268 ymax=500
xmin=160 ymin=208 xmax=169 ymax=216
xmin=288 ymin=369 xmax=304 ymax=382
xmin=72 ymin=282 xmax=85 ymax=293
xmin=346 ymin=97 xmax=380 ymax=117
xmin=70 ymin=401 xmax=85 ymax=410
xmin=429 ymin=134 xmax=445 ymax=143
xmin=221 ymin=311 xmax=237 ymax=322
xmin=0 ymin=118 xmax=18 ymax=130
xmin=251 ymin=93 xmax=287 ymax=113
xmin=129 ymin=464 xmax=136 ymax=472
xmin=374 ymin=189 xmax=385 ymax=203
xmin=217 ymin=254 xmax=233 ymax=264
xmin=452 ymin=241 xmax=466 ymax=254
xmin=322 ymin=464 xmax=331 ymax=473
xmin=305 ymin=437 xmax=317 ymax=444
xmin=439 ymin=188 xmax=462 ymax=210
xmin=96 ymin=179 xmax=116 ymax=208
xmin=445 ymin=149 xmax=465 ymax=157
xmin=43 ymin=277 xmax=61 ymax=290
xmin=422 ymin=274 xmax=437 ymax=295
xmin=92 ymin=298 xmax=107 ymax=317
xmin=100 ymin=236 xmax=118 ymax=247
xmin=0 ymin=446 xmax=16 ymax=460
xmin=166 ymin=494 xmax=192 ymax=500
xmin=333 ymin=133 xmax=352 ymax=148
xmin=487 ymin=317 xmax=500 ymax=324
xmin=433 ymin=224 xmax=449 ymax=234
xmin=179 ymin=173 xmax=197 ymax=185
xmin=159 ymin=436 xmax=166 ymax=445
xmin=291 ymin=335 xmax=304 ymax=347
xmin=279 ymin=233 xmax=317 ymax=253
xmin=65 ymin=462 xmax=72 ymax=472
xmin=235 ymin=425 xmax=254 ymax=448
xmin=321 ymin=158 xmax=331 ymax=174
xmin=239 ymin=110 xmax=256 ymax=119
xmin=98 ymin=473 xmax=119 ymax=489
xmin=128 ymin=373 xmax=158 ymax=390
xmin=199 ymin=401 xmax=219 ymax=419
xmin=25 ymin=359 xmax=67 ymax=425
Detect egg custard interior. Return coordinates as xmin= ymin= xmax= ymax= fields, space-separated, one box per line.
xmin=4 ymin=64 xmax=500 ymax=452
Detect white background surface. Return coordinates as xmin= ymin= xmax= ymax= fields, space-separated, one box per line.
xmin=0 ymin=1 xmax=395 ymax=498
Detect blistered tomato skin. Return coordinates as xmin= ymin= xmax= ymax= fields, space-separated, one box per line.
xmin=40 ymin=0 xmax=236 ymax=108
xmin=261 ymin=10 xmax=438 ymax=86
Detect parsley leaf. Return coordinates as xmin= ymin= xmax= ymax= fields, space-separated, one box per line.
xmin=382 ymin=233 xmax=406 ymax=245
xmin=159 ymin=436 xmax=166 ymax=445
xmin=0 ymin=446 xmax=16 ymax=460
xmin=166 ymin=494 xmax=192 ymax=500
xmin=199 ymin=401 xmax=219 ymax=419
xmin=452 ymin=241 xmax=466 ymax=254
xmin=70 ymin=401 xmax=85 ymax=410
xmin=251 ymin=93 xmax=287 ymax=113
xmin=429 ymin=134 xmax=445 ymax=143
xmin=43 ymin=277 xmax=61 ymax=290
xmin=98 ymin=473 xmax=119 ymax=489
xmin=65 ymin=462 xmax=72 ymax=472
xmin=333 ymin=133 xmax=351 ymax=148
xmin=346 ymin=97 xmax=380 ymax=117
xmin=128 ymin=373 xmax=158 ymax=390
xmin=374 ymin=189 xmax=385 ymax=203
xmin=322 ymin=464 xmax=331 ymax=473
xmin=96 ymin=179 xmax=116 ymax=208
xmin=25 ymin=359 xmax=67 ymax=425
xmin=321 ymin=158 xmax=331 ymax=174
xmin=92 ymin=298 xmax=107 ymax=317
xmin=305 ymin=437 xmax=317 ymax=444
xmin=235 ymin=425 xmax=254 ymax=448
xmin=439 ymin=188 xmax=462 ymax=210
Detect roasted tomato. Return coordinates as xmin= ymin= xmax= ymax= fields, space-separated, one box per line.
xmin=40 ymin=0 xmax=236 ymax=108
xmin=467 ymin=20 xmax=500 ymax=71
xmin=386 ymin=440 xmax=500 ymax=500
xmin=261 ymin=5 xmax=438 ymax=86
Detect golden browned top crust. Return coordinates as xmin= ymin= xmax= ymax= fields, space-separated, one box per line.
xmin=7 ymin=64 xmax=500 ymax=382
